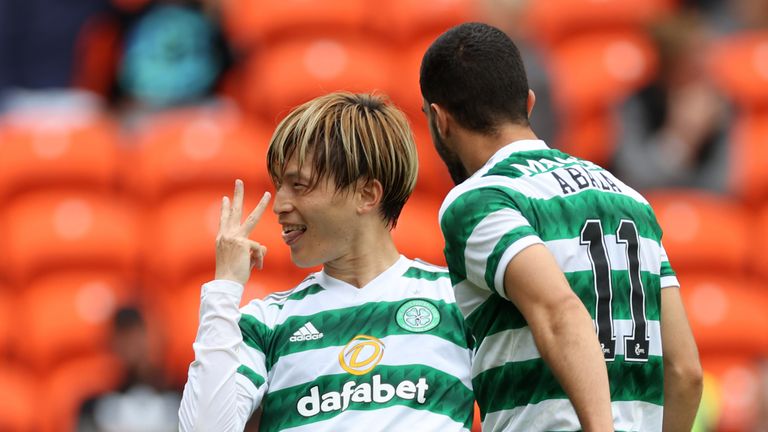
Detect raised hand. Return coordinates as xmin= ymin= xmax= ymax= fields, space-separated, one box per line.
xmin=215 ymin=179 xmax=271 ymax=285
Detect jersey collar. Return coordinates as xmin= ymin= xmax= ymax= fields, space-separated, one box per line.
xmin=474 ymin=139 xmax=549 ymax=179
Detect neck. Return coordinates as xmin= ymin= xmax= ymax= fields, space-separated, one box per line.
xmin=322 ymin=224 xmax=401 ymax=288
xmin=457 ymin=123 xmax=538 ymax=176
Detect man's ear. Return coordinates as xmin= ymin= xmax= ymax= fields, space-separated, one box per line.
xmin=430 ymin=103 xmax=452 ymax=137
xmin=527 ymin=89 xmax=536 ymax=118
xmin=357 ymin=179 xmax=383 ymax=215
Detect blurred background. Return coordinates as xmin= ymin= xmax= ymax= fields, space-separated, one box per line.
xmin=0 ymin=0 xmax=766 ymax=430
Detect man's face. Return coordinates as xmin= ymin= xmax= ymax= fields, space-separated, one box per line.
xmin=272 ymin=153 xmax=359 ymax=268
xmin=424 ymin=101 xmax=469 ymax=185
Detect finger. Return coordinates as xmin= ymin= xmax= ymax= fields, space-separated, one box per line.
xmin=232 ymin=179 xmax=244 ymax=224
xmin=219 ymin=196 xmax=231 ymax=233
xmin=241 ymin=192 xmax=272 ymax=235
xmin=248 ymin=241 xmax=267 ymax=270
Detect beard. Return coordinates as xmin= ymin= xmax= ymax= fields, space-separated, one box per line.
xmin=428 ymin=116 xmax=469 ymax=185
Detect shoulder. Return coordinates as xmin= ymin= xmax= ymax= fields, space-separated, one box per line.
xmin=240 ymin=273 xmax=323 ymax=325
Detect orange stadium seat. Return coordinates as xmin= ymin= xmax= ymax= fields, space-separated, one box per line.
xmin=524 ymin=0 xmax=675 ymax=46
xmin=728 ymin=113 xmax=768 ymax=204
xmin=245 ymin=36 xmax=394 ymax=119
xmin=14 ymin=271 xmax=135 ymax=370
xmin=752 ymin=203 xmax=768 ymax=278
xmin=645 ymin=190 xmax=750 ymax=275
xmin=0 ymin=289 xmax=12 ymax=357
xmin=0 ymin=364 xmax=40 ymax=431
xmin=548 ymin=30 xmax=658 ymax=115
xmin=41 ymin=352 xmax=123 ymax=432
xmin=389 ymin=34 xmax=438 ymax=117
xmin=221 ymin=0 xmax=368 ymax=49
xmin=392 ymin=192 xmax=446 ymax=266
xmin=699 ymin=353 xmax=763 ymax=432
xmin=678 ymin=273 xmax=768 ymax=357
xmin=370 ymin=0 xmax=478 ymax=43
xmin=154 ymin=270 xmax=299 ymax=387
xmin=143 ymin=189 xmax=292 ymax=286
xmin=0 ymin=111 xmax=122 ymax=199
xmin=709 ymin=31 xmax=768 ymax=111
xmin=0 ymin=190 xmax=140 ymax=283
xmin=131 ymin=104 xmax=273 ymax=202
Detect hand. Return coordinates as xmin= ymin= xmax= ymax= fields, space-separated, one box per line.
xmin=215 ymin=179 xmax=271 ymax=285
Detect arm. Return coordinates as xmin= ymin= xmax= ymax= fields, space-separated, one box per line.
xmin=504 ymin=244 xmax=614 ymax=432
xmin=179 ymin=180 xmax=272 ymax=431
xmin=660 ymin=286 xmax=703 ymax=432
xmin=178 ymin=281 xmax=266 ymax=432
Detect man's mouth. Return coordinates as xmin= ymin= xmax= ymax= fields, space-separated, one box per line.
xmin=282 ymin=224 xmax=307 ymax=245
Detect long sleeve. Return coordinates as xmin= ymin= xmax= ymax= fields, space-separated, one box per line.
xmin=178 ymin=280 xmax=269 ymax=432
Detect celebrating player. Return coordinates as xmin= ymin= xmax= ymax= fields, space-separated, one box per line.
xmin=419 ymin=23 xmax=702 ymax=431
xmin=178 ymin=92 xmax=474 ymax=431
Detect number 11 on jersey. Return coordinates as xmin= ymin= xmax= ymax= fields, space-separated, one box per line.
xmin=580 ymin=219 xmax=650 ymax=362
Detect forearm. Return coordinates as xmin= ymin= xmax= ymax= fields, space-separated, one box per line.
xmin=178 ymin=281 xmax=258 ymax=432
xmin=532 ymin=298 xmax=613 ymax=432
xmin=662 ymin=364 xmax=703 ymax=431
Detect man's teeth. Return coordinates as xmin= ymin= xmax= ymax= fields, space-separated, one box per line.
xmin=283 ymin=225 xmax=307 ymax=233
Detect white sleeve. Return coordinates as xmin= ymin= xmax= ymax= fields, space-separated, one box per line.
xmin=178 ymin=280 xmax=269 ymax=432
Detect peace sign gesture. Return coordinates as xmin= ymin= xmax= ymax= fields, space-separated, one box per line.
xmin=214 ymin=179 xmax=272 ymax=285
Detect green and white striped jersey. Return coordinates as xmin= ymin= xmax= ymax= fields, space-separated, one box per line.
xmin=179 ymin=256 xmax=474 ymax=431
xmin=439 ymin=140 xmax=678 ymax=432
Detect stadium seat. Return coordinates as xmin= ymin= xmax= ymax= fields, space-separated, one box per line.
xmin=0 ymin=364 xmax=40 ymax=431
xmin=548 ymin=30 xmax=658 ymax=115
xmin=678 ymin=272 xmax=768 ymax=357
xmin=0 ymin=288 xmax=14 ymax=358
xmin=524 ymin=0 xmax=675 ymax=47
xmin=699 ymin=353 xmax=763 ymax=432
xmin=14 ymin=271 xmax=135 ymax=370
xmin=41 ymin=352 xmax=123 ymax=432
xmin=0 ymin=190 xmax=140 ymax=283
xmin=131 ymin=104 xmax=273 ymax=202
xmin=645 ymin=190 xmax=750 ymax=275
xmin=0 ymin=111 xmax=122 ymax=199
xmin=220 ymin=0 xmax=368 ymax=49
xmin=244 ymin=36 xmax=394 ymax=119
xmin=144 ymin=189 xmax=292 ymax=286
xmin=370 ymin=0 xmax=478 ymax=43
xmin=154 ymin=270 xmax=299 ymax=387
xmin=556 ymin=111 xmax=619 ymax=168
xmin=389 ymin=34 xmax=439 ymax=117
xmin=728 ymin=113 xmax=768 ymax=204
xmin=392 ymin=192 xmax=446 ymax=266
xmin=709 ymin=31 xmax=768 ymax=111
xmin=752 ymin=203 xmax=768 ymax=279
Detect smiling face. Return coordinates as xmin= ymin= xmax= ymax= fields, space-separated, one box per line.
xmin=273 ymin=153 xmax=360 ymax=268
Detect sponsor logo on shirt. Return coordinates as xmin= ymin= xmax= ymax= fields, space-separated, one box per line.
xmin=296 ymin=374 xmax=429 ymax=417
xmin=338 ymin=335 xmax=384 ymax=375
xmin=289 ymin=322 xmax=324 ymax=342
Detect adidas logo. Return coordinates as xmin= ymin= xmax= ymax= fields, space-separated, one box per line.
xmin=289 ymin=322 xmax=324 ymax=342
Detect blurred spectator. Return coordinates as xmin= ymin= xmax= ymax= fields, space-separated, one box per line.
xmin=685 ymin=0 xmax=768 ymax=34
xmin=73 ymin=0 xmax=232 ymax=126
xmin=478 ymin=0 xmax=559 ymax=145
xmin=78 ymin=306 xmax=180 ymax=432
xmin=611 ymin=11 xmax=731 ymax=192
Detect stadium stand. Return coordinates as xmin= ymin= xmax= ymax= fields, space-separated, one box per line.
xmin=0 ymin=190 xmax=140 ymax=284
xmin=243 ymin=36 xmax=394 ymax=120
xmin=129 ymin=103 xmax=273 ymax=202
xmin=14 ymin=271 xmax=135 ymax=371
xmin=0 ymin=364 xmax=39 ymax=431
xmin=0 ymin=110 xmax=122 ymax=199
xmin=41 ymin=352 xmax=123 ymax=432
xmin=645 ymin=189 xmax=751 ymax=275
